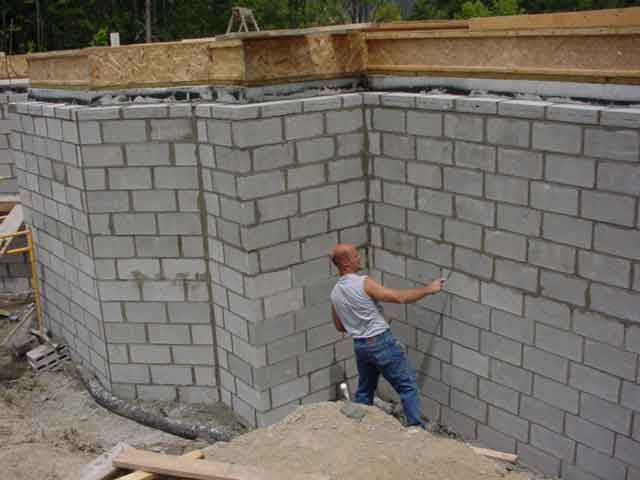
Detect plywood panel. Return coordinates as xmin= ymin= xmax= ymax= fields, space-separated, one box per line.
xmin=207 ymin=41 xmax=245 ymax=83
xmin=244 ymin=33 xmax=366 ymax=85
xmin=367 ymin=34 xmax=640 ymax=82
xmin=470 ymin=6 xmax=640 ymax=31
xmin=28 ymin=50 xmax=90 ymax=87
xmin=89 ymin=41 xmax=217 ymax=89
xmin=0 ymin=55 xmax=29 ymax=79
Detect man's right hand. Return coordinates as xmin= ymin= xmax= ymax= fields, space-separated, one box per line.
xmin=427 ymin=278 xmax=445 ymax=294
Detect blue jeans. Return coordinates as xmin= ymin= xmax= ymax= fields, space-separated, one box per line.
xmin=353 ymin=329 xmax=424 ymax=427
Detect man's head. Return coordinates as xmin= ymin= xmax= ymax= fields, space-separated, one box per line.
xmin=330 ymin=243 xmax=361 ymax=275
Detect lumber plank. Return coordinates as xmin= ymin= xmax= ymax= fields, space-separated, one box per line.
xmin=116 ymin=450 xmax=204 ymax=480
xmin=78 ymin=442 xmax=130 ymax=480
xmin=113 ymin=447 xmax=330 ymax=480
xmin=471 ymin=446 xmax=518 ymax=464
xmin=0 ymin=205 xmax=23 ymax=255
xmin=469 ymin=6 xmax=640 ymax=31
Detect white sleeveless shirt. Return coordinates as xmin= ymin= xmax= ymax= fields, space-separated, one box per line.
xmin=330 ymin=274 xmax=390 ymax=339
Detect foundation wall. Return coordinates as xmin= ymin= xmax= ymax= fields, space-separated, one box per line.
xmin=366 ymin=92 xmax=640 ymax=480
xmin=9 ymin=92 xmax=640 ymax=479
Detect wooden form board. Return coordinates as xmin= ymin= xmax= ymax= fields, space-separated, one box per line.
xmin=0 ymin=54 xmax=28 ymax=79
xmin=113 ymin=447 xmax=330 ymax=480
xmin=24 ymin=7 xmax=640 ymax=89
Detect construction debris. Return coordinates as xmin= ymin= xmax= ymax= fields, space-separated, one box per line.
xmin=470 ymin=447 xmax=519 ymax=465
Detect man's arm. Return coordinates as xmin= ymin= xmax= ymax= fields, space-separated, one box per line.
xmin=364 ymin=276 xmax=444 ymax=305
xmin=332 ymin=304 xmax=346 ymax=333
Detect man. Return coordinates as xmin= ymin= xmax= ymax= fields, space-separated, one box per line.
xmin=330 ymin=243 xmax=445 ymax=428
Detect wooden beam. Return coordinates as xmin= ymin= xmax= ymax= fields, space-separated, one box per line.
xmin=471 ymin=446 xmax=518 ymax=464
xmin=113 ymin=447 xmax=330 ymax=480
xmin=116 ymin=450 xmax=204 ymax=480
xmin=365 ymin=19 xmax=468 ymax=32
xmin=469 ymin=6 xmax=640 ymax=31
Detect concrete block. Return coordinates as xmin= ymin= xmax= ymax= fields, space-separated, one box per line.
xmin=497 ymin=204 xmax=541 ymax=236
xmin=441 ymin=407 xmax=477 ymax=440
xmin=532 ymin=122 xmax=582 ymax=154
xmin=525 ymin=295 xmax=570 ymax=329
xmin=108 ymin=167 xmax=152 ymax=190
xmin=444 ymin=114 xmax=483 ymax=142
xmin=374 ymin=248 xmax=405 ymax=277
xmin=543 ymin=213 xmax=592 ymax=249
xmin=260 ymin=242 xmax=302 ymax=271
xmin=578 ymin=251 xmax=630 ymax=288
xmin=163 ymin=259 xmax=206 ymax=280
xmin=443 ymin=317 xmax=480 ymax=349
xmin=207 ymin=120 xmax=232 ymax=145
xmin=157 ymin=213 xmax=202 ymax=235
xmin=456 ymin=97 xmax=499 ymax=114
xmin=590 ymin=283 xmax=640 ymax=323
xmin=540 ymin=270 xmax=588 ymax=306
xmin=383 ymin=182 xmax=415 ymax=208
xmin=479 ymin=378 xmax=521 ymax=414
xmin=417 ymin=188 xmax=453 ymax=217
xmin=455 ymin=196 xmax=495 ymax=227
xmin=582 ymin=392 xmax=632 ymax=435
xmin=442 ymin=363 xmax=478 ymax=396
xmin=477 ymin=425 xmax=516 ymax=454
xmin=548 ymin=104 xmax=600 ymax=124
xmin=240 ymin=219 xmax=290 ymax=252
xmin=288 ymin=164 xmax=324 ymax=190
xmin=117 ymin=258 xmax=160 ymax=279
xmin=444 ymin=218 xmax=482 ymax=250
xmin=582 ymin=190 xmax=636 ymax=227
xmin=415 ymin=238 xmax=450 ymax=267
xmin=300 ymin=185 xmax=338 ymax=213
xmin=518 ymin=443 xmax=561 ymax=478
xmin=487 ymin=117 xmax=530 ymax=148
xmin=614 ymin=434 xmax=640 ymax=468
xmin=407 ymin=210 xmax=442 ymax=240
xmin=531 ymin=182 xmax=579 ymax=215
xmin=105 ymin=323 xmax=146 ymax=343
xmin=416 ymin=137 xmax=453 ymax=164
xmin=337 ymin=132 xmax=363 ymax=156
xmin=130 ymin=345 xmax=171 ymax=364
xmin=577 ymin=444 xmax=626 ymax=480
xmin=135 ymin=236 xmax=179 ymax=258
xmin=601 ymin=107 xmax=640 ymax=128
xmin=489 ymin=405 xmax=529 ymax=442
xmin=383 ymin=133 xmax=414 ymax=159
xmin=329 ymin=157 xmax=363 ymax=183
xmin=381 ymin=93 xmax=415 ymax=108
xmin=584 ymin=339 xmax=636 ymax=381
xmin=256 ymin=193 xmax=298 ymax=223
xmin=597 ymin=161 xmax=640 ymax=196
xmin=290 ymin=211 xmax=328 ymax=239
xmin=151 ymin=365 xmax=193 ymax=385
xmin=566 ymin=414 xmax=615 ymax=455
xmin=485 ymin=174 xmax=528 ymax=205
xmin=264 ymin=288 xmax=303 ymax=319
xmin=102 ymin=120 xmax=146 ymax=143
xmin=253 ymin=143 xmax=295 ymax=171
xmin=570 ymin=363 xmax=620 ymax=403
xmin=443 ymin=167 xmax=483 ymax=196
xmin=406 ymin=163 xmax=442 ymax=190
xmin=454 ymin=247 xmax=492 ymax=279
xmin=150 ymin=119 xmax=193 ymax=141
xmin=301 ymin=233 xmax=337 ymax=262
xmin=132 ymin=191 xmax=177 ymax=212
xmin=451 ymin=389 xmax=487 ymax=422
xmin=452 ymin=344 xmax=489 ymax=377
xmin=234 ymin=118 xmax=283 ymax=147
xmin=573 ymin=310 xmax=624 ymax=348
xmin=339 ymin=180 xmax=366 ymax=205
xmin=373 ymin=108 xmax=405 ymax=132
xmin=82 ymin=145 xmax=124 ymax=167
xmin=416 ymin=93 xmax=457 ymax=111
xmin=215 ymin=146 xmax=251 ymax=173
xmin=520 ymin=395 xmax=563 ymax=432
xmin=235 ymin=380 xmax=270 ymax=411
xmin=482 ymin=329 xmax=523 ymax=365
xmin=594 ymin=224 xmax=640 ymax=261
xmin=585 ymin=128 xmax=639 ymax=162
xmin=326 ymin=109 xmax=363 ymax=134
xmin=407 ymin=110 xmax=442 ymax=137
xmin=173 ymin=346 xmax=214 ymax=365
xmin=528 ymin=239 xmax=576 ymax=274
xmin=111 ymin=364 xmax=150 ymax=384
xmin=267 ymin=332 xmax=306 ymax=364
xmin=237 ymin=171 xmax=285 ymax=200
xmin=384 ymin=228 xmax=416 ymax=257
xmin=534 ymin=374 xmax=579 ymax=413
xmin=536 ymin=323 xmax=582 ymax=361
xmin=481 ymin=282 xmax=523 ymax=315
xmin=546 ymin=153 xmax=596 ymax=188
xmin=369 ymin=132 xmax=381 ymax=155
xmin=455 ymin=141 xmax=496 ymax=172
xmin=497 ymin=148 xmax=543 ymax=179
xmin=495 ymin=259 xmax=538 ymax=292
xmin=125 ymin=143 xmax=171 ymax=167
xmin=285 ymin=114 xmax=323 ymax=140
xmin=524 ymin=345 xmax=568 ymax=383
xmin=416 ymin=330 xmax=452 ymax=363
xmin=78 ymin=122 xmax=101 ymax=144
xmin=374 ymin=157 xmax=405 ymax=182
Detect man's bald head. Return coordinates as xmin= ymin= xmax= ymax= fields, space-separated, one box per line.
xmin=330 ymin=243 xmax=360 ymax=274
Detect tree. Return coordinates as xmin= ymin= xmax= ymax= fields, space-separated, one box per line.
xmin=458 ymin=0 xmax=491 ymax=17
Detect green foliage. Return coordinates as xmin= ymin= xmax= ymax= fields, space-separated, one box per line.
xmin=91 ymin=27 xmax=109 ymax=47
xmin=458 ymin=0 xmax=491 ymax=18
xmin=492 ymin=0 xmax=522 ymax=15
xmin=374 ymin=2 xmax=403 ymax=21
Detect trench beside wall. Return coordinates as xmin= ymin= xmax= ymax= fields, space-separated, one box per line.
xmin=10 ymin=92 xmax=640 ymax=480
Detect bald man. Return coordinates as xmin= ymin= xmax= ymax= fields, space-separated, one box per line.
xmin=330 ymin=243 xmax=444 ymax=428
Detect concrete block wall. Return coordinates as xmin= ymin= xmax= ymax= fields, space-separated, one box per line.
xmin=196 ymin=94 xmax=367 ymax=427
xmin=366 ymin=92 xmax=640 ymax=480
xmin=0 ymin=91 xmax=27 ymax=179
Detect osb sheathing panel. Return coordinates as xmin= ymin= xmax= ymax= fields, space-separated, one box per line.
xmin=367 ymin=34 xmax=640 ymax=83
xmin=0 ymin=55 xmax=29 ymax=79
xmin=207 ymin=42 xmax=245 ymax=82
xmin=89 ymin=40 xmax=243 ymax=89
xmin=243 ymin=33 xmax=366 ymax=85
xmin=28 ymin=50 xmax=90 ymax=87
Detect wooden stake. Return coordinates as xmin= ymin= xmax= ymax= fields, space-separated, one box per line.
xmin=470 ymin=446 xmax=518 ymax=464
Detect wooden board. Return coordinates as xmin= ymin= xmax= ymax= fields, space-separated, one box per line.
xmin=244 ymin=33 xmax=366 ymax=85
xmin=470 ymin=6 xmax=640 ymax=31
xmin=0 ymin=54 xmax=29 ymax=79
xmin=471 ymin=446 xmax=518 ymax=464
xmin=113 ymin=447 xmax=330 ymax=480
xmin=28 ymin=50 xmax=90 ymax=88
xmin=0 ymin=204 xmax=23 ymax=255
xmin=117 ymin=449 xmax=204 ymax=480
xmin=365 ymin=19 xmax=468 ymax=31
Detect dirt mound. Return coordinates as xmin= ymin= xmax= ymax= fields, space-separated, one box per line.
xmin=204 ymin=402 xmax=531 ymax=480
xmin=0 ymin=345 xmax=24 ymax=381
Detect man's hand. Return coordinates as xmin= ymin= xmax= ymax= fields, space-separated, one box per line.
xmin=426 ymin=278 xmax=445 ymax=295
